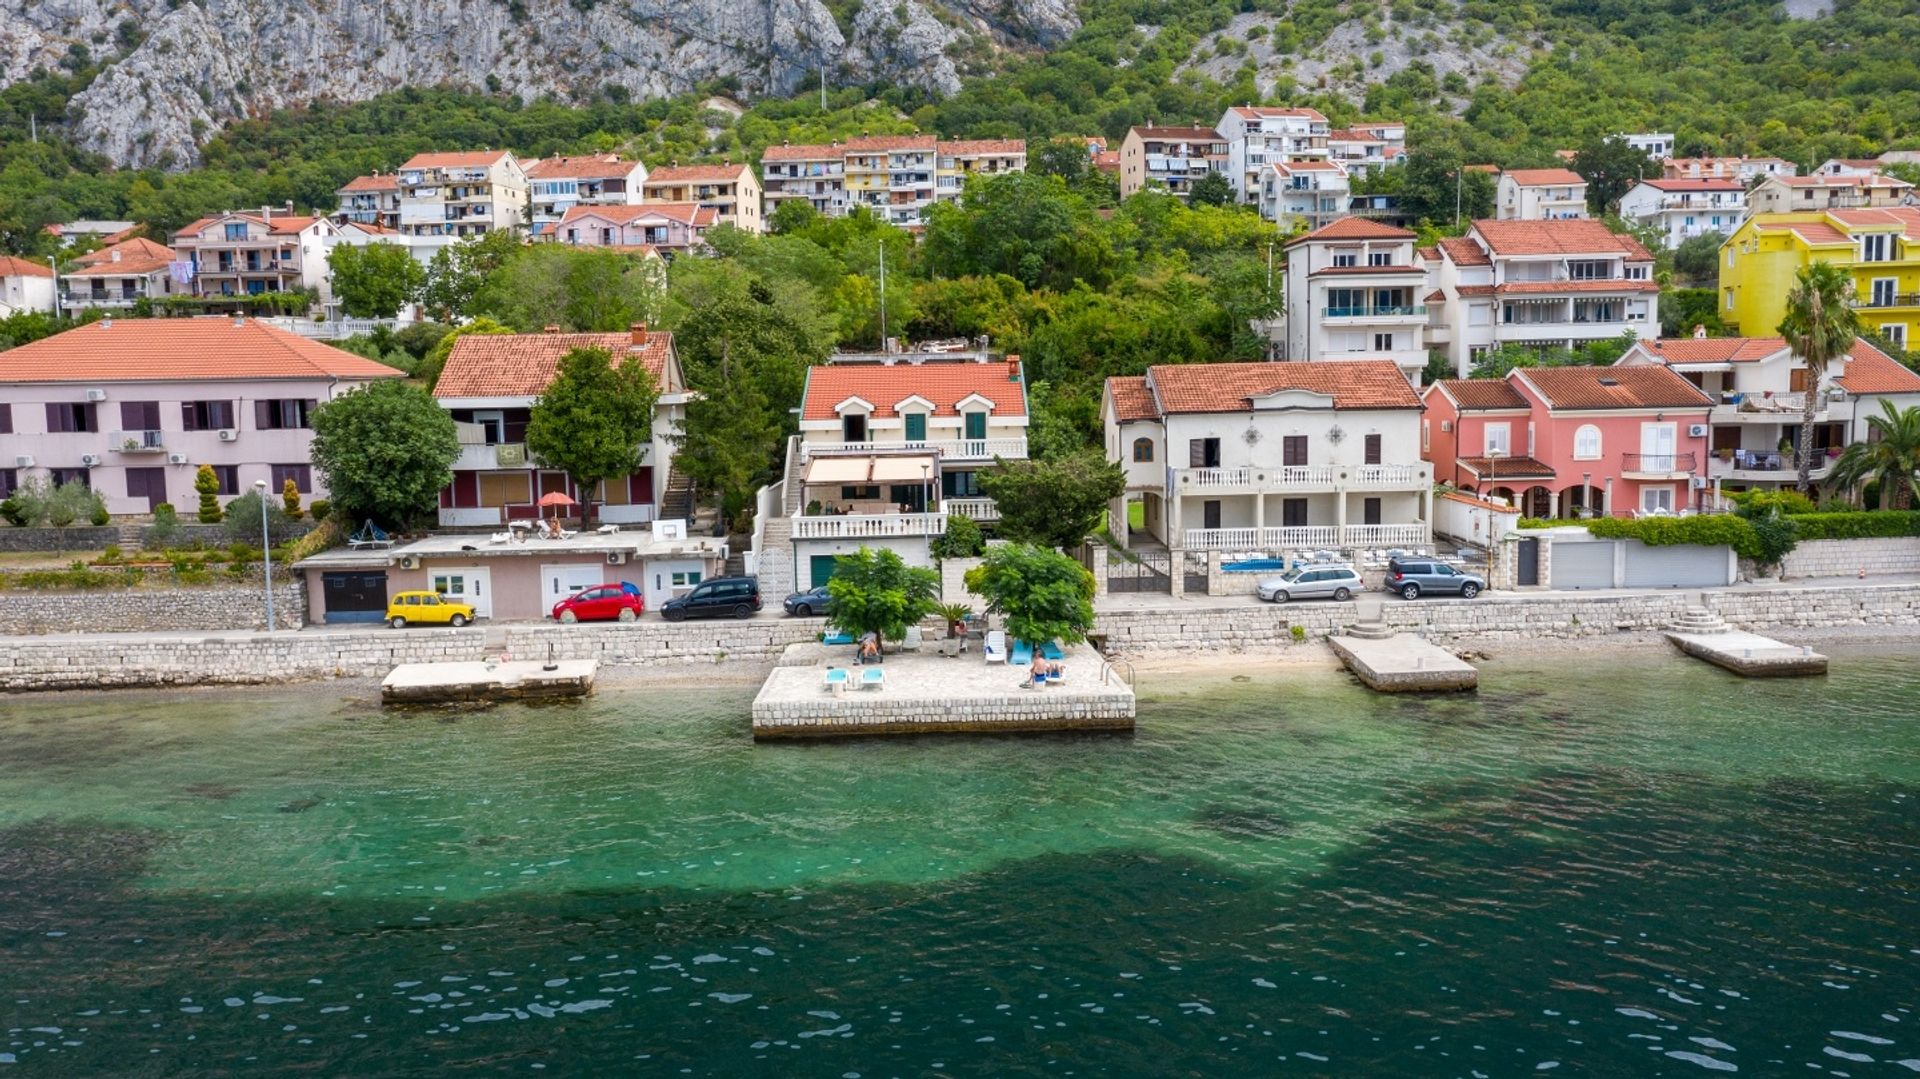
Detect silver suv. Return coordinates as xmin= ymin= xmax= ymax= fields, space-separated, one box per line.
xmin=1257 ymin=565 xmax=1362 ymax=603
xmin=1385 ymin=558 xmax=1485 ymax=600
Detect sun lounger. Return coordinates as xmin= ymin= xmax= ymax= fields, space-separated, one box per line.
xmin=823 ymin=631 xmax=854 ymax=646
xmin=1040 ymin=640 xmax=1065 ymax=661
xmin=983 ymin=630 xmax=1007 ymax=664
xmin=1010 ymin=638 xmax=1035 ymax=668
xmin=823 ymin=668 xmax=849 ymax=696
xmin=901 ymin=626 xmax=923 ymax=651
xmin=860 ymin=667 xmax=886 ymax=690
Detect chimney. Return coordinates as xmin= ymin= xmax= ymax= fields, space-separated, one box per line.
xmin=1693 ymin=324 xmax=1708 ymax=339
xmin=630 ymin=322 xmax=649 ymax=346
xmin=234 ymin=316 xmax=246 ymax=327
xmin=1006 ymin=354 xmax=1022 ymax=383
xmin=101 ymin=317 xmax=112 ymax=329
xmin=110 ymin=248 xmax=121 ymax=263
xmin=544 ymin=324 xmax=562 ymax=334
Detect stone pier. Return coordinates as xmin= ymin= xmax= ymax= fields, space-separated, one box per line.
xmin=1663 ymin=608 xmax=1827 ymax=677
xmin=382 ymin=659 xmax=598 ymax=703
xmin=1327 ymin=623 xmax=1478 ymax=692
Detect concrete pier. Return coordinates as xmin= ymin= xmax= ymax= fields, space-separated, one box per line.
xmin=752 ymin=648 xmax=1135 ymax=739
xmin=1663 ymin=608 xmax=1826 ymax=676
xmin=1327 ymin=624 xmax=1478 ymax=692
xmin=381 ymin=659 xmax=597 ymax=703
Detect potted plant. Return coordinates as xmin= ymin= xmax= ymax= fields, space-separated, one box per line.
xmin=936 ymin=601 xmax=973 ymax=637
xmin=1715 ymin=447 xmax=1734 ymax=461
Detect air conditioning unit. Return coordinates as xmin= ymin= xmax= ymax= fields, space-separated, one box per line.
xmin=1690 ymin=476 xmax=1709 ymax=490
xmin=84 ymin=388 xmax=107 ymax=402
xmin=606 ymin=551 xmax=628 ymax=565
xmin=14 ymin=454 xmax=32 ymax=468
xmin=167 ymin=453 xmax=190 ymax=465
xmin=217 ymin=428 xmax=238 ymax=442
xmin=1688 ymin=423 xmax=1709 ymax=437
xmin=400 ymin=554 xmax=420 ymax=570
xmin=80 ymin=453 xmax=102 ymax=467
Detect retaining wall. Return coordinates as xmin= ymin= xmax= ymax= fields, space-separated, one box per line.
xmin=0 ymin=629 xmax=484 ymax=691
xmin=1778 ymin=537 xmax=1920 ymax=580
xmin=0 ymin=527 xmax=120 ymax=552
xmin=0 ymin=582 xmax=307 ymax=634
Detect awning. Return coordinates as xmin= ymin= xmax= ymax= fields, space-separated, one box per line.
xmin=869 ymin=455 xmax=936 ymax=483
xmin=805 ymin=457 xmax=872 ymax=484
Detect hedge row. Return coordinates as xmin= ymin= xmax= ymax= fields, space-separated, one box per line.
xmin=1583 ymin=510 xmax=1920 ymax=562
xmin=1787 ymin=511 xmax=1920 ymax=541
xmin=1588 ymin=514 xmax=1764 ymax=558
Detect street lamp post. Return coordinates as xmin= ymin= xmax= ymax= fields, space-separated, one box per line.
xmin=253 ymin=479 xmax=276 ymax=633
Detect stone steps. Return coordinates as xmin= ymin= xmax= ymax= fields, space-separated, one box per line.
xmin=1345 ymin=620 xmax=1395 ymax=640
xmin=1668 ymin=606 xmax=1731 ymax=634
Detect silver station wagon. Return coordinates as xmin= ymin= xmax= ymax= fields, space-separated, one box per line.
xmin=1256 ymin=565 xmax=1363 ymax=603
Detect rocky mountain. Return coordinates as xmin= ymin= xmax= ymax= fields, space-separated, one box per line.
xmin=0 ymin=0 xmax=1078 ymax=169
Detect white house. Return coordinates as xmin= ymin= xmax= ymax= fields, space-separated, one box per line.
xmin=1216 ymin=106 xmax=1331 ymax=205
xmin=1326 ymin=123 xmax=1406 ymax=179
xmin=1620 ymin=132 xmax=1675 ymax=159
xmin=396 ymin=151 xmax=531 ymax=240
xmin=58 ymin=238 xmax=183 ymax=312
xmin=1282 ymin=217 xmax=1430 ymax=381
xmin=524 ymin=155 xmax=648 ymax=233
xmin=1102 ymin=360 xmax=1432 ymax=553
xmin=1423 ymin=219 xmax=1659 ymax=377
xmin=1260 ymin=160 xmax=1352 ymax=230
xmin=0 ymin=256 xmax=56 ymax=315
xmin=1496 ymin=168 xmax=1590 ymax=220
xmin=1617 ymin=179 xmax=1748 ymax=249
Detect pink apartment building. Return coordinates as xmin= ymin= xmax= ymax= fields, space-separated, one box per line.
xmin=1423 ymin=364 xmax=1714 ymax=518
xmin=551 ymin=203 xmax=715 ymax=253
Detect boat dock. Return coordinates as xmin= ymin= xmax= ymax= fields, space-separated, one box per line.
xmin=1663 ymin=608 xmax=1827 ymax=677
xmin=382 ymin=659 xmax=598 ymax=703
xmin=751 ymin=646 xmax=1135 ymax=739
xmin=1328 ymin=622 xmax=1478 ymax=692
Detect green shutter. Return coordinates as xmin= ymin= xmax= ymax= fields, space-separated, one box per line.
xmin=964 ymin=412 xmax=986 ymax=440
xmin=905 ymin=413 xmax=926 ymax=441
xmin=809 ymin=556 xmax=840 ymax=589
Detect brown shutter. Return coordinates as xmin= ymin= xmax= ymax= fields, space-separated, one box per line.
xmin=1364 ymin=433 xmax=1382 ymax=465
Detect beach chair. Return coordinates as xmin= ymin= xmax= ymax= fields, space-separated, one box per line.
xmin=1040 ymin=640 xmax=1065 ymax=662
xmin=348 ymin=521 xmax=392 ymax=549
xmin=1010 ymin=638 xmax=1035 ymax=668
xmin=901 ymin=626 xmax=923 ymax=652
xmin=823 ymin=668 xmax=849 ymax=696
xmin=860 ymin=667 xmax=886 ymax=691
xmin=983 ymin=630 xmax=1007 ymax=664
xmin=822 ymin=630 xmax=854 ymax=646
xmin=487 ymin=531 xmax=511 ymax=545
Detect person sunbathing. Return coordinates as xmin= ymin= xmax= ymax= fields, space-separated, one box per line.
xmin=858 ymin=632 xmax=882 ymax=664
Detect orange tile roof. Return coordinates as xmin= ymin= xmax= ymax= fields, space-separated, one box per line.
xmin=1494 ymin=279 xmax=1660 ymax=295
xmin=761 ymin=142 xmax=842 ymax=161
xmin=524 ymin=155 xmax=643 ymax=180
xmin=1130 ymin=126 xmax=1223 ymax=143
xmin=644 ymin=164 xmax=751 ymax=184
xmin=75 ymin=237 xmax=176 ymax=266
xmin=1091 ymin=151 xmax=1120 ymax=172
xmin=1437 ymin=236 xmax=1491 ymax=266
xmin=842 ymin=135 xmax=938 ymax=153
xmin=436 ymin=331 xmax=676 ymax=399
xmin=1640 ymin=178 xmax=1746 ymax=192
xmin=1145 ymin=361 xmax=1419 ymax=413
xmin=337 ymin=174 xmax=399 ymax=193
xmin=0 ymin=319 xmax=403 ymax=383
xmin=1415 ymin=245 xmax=1440 ymax=260
xmin=801 ymin=361 xmax=1027 ymax=420
xmin=1503 ymin=168 xmax=1585 ymax=186
xmin=1754 ymin=217 xmax=1854 ymax=245
xmin=1516 ymin=365 xmax=1713 ymax=410
xmin=265 ymin=215 xmax=323 ymax=235
xmin=1836 ymin=338 xmax=1920 ymax=395
xmin=559 ymin=203 xmax=715 ymax=227
xmin=1455 ymin=284 xmax=1496 ymax=297
xmin=338 ymin=221 xmax=401 ymax=236
xmin=1639 ymin=337 xmax=1789 ymax=364
xmin=1435 ymin=379 xmax=1529 ymax=410
xmin=65 ymin=255 xmax=173 ymax=277
xmin=1471 ymin=219 xmax=1652 ymax=259
xmin=1773 ymin=173 xmax=1911 ymax=189
xmin=938 ymin=139 xmax=1025 ymax=155
xmin=402 ymin=151 xmax=512 ymax=169
xmin=1457 ymin=455 xmax=1556 ymax=479
xmin=1228 ymin=106 xmax=1328 ymax=122
xmin=0 ymin=255 xmax=53 ymax=278
xmin=1107 ymin=376 xmax=1156 ymax=422
xmin=1827 ymin=206 xmax=1920 ymax=237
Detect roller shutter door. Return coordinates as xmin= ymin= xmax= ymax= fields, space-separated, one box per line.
xmin=1621 ymin=541 xmax=1730 ymax=588
xmin=1549 ymin=541 xmax=1615 ymax=590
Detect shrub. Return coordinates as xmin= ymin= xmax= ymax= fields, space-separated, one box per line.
xmin=1733 ymin=489 xmax=1817 ymax=516
xmin=222 ymin=491 xmax=299 ymax=545
xmin=1517 ymin=517 xmax=1557 ymax=529
xmin=1588 ymin=513 xmax=1768 ymax=560
xmin=89 ymin=502 xmax=110 ymax=526
xmin=194 ymin=464 xmax=223 ymax=523
xmin=101 ymin=544 xmax=122 ymax=563
xmin=929 ymin=513 xmax=986 ymax=559
xmin=310 ymin=499 xmax=331 ymax=522
xmin=148 ymin=503 xmax=182 ymax=548
xmin=0 ymin=496 xmax=25 ymax=527
xmin=282 ymin=477 xmax=304 ymax=520
xmin=44 ymin=481 xmax=101 ymax=527
xmin=1289 ymin=625 xmax=1308 ymax=642
xmin=1787 ymin=511 xmax=1920 ymax=541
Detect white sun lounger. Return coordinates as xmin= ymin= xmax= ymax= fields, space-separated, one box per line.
xmin=983 ymin=630 xmax=1007 ymax=664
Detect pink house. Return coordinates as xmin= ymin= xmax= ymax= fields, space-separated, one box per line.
xmin=1423 ymin=365 xmax=1713 ymax=518
xmin=551 ymin=203 xmax=715 ymax=253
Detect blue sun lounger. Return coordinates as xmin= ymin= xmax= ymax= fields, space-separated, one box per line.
xmin=1040 ymin=640 xmax=1065 ymax=661
xmin=822 ymin=631 xmax=854 ymax=646
xmin=823 ymin=668 xmax=850 ymax=695
xmin=1010 ymin=638 xmax=1035 ymax=668
xmin=860 ymin=667 xmax=886 ymax=690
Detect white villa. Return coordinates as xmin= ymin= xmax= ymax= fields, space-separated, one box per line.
xmin=1281 ymin=217 xmax=1430 ymax=381
xmin=1618 ymin=179 xmax=1748 ymax=249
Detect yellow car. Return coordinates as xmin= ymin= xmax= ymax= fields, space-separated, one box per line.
xmin=385 ymin=590 xmax=477 ymax=629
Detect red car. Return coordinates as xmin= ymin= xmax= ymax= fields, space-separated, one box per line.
xmin=551 ymin=582 xmax=645 ymax=623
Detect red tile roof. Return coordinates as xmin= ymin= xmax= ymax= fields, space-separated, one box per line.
xmin=1107 ymin=376 xmax=1156 ymax=422
xmin=1228 ymin=106 xmax=1328 ymax=122
xmin=0 ymin=255 xmax=53 ymax=278
xmin=1471 ymin=219 xmax=1652 ymax=259
xmin=337 ymin=174 xmax=399 ymax=193
xmin=938 ymin=139 xmax=1025 ymax=155
xmin=1455 ymin=284 xmax=1496 ymax=297
xmin=1415 ymin=245 xmax=1440 ymax=260
xmin=1772 ymin=173 xmax=1911 ymax=189
xmin=1493 ymin=279 xmax=1660 ymax=295
xmin=644 ymin=164 xmax=752 ymax=184
xmin=1144 ymin=361 xmax=1419 ymax=414
xmin=0 ymin=319 xmax=403 ymax=383
xmin=1091 ymin=151 xmax=1120 ymax=172
xmin=402 ymin=151 xmax=513 ymax=169
xmin=558 ymin=203 xmax=715 ymax=227
xmin=1638 ymin=337 xmax=1789 ymax=364
xmin=1457 ymin=455 xmax=1556 ymax=480
xmin=1640 ymin=178 xmax=1746 ymax=193
xmin=1516 ymin=365 xmax=1713 ymax=410
xmin=801 ymin=362 xmax=1027 ymax=420
xmin=436 ymin=331 xmax=676 ymax=399
xmin=172 ymin=213 xmax=323 ymax=238
xmin=524 ymin=155 xmax=643 ymax=180
xmin=1435 ymin=379 xmax=1529 ymax=410
xmin=1836 ymin=339 xmax=1920 ymax=395
xmin=1503 ymin=167 xmax=1585 ymax=186
xmin=75 ymin=237 xmax=174 ymax=267
xmin=761 ymin=142 xmax=842 ymax=161
xmin=842 ymin=135 xmax=937 ymax=153
xmin=1827 ymin=206 xmax=1920 ymax=237
xmin=1435 ymin=236 xmax=1491 ymax=267
xmin=1754 ymin=218 xmax=1853 ymax=245
xmin=65 ymin=255 xmax=173 ymax=277
xmin=1129 ymin=126 xmax=1223 ymax=143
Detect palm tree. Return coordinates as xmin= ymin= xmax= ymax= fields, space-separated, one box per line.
xmin=1776 ymin=262 xmax=1860 ymax=493
xmin=1828 ymin=400 xmax=1920 ymax=510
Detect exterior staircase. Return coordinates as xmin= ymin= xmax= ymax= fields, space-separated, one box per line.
xmin=660 ymin=470 xmax=696 ymax=523
xmin=780 ymin=435 xmax=806 ymax=515
xmin=1343 ymin=620 xmax=1396 ymax=640
xmin=1668 ymin=606 xmax=1731 ymax=634
xmin=116 ymin=521 xmax=148 ymax=551
xmin=755 ymin=515 xmax=795 ymax=598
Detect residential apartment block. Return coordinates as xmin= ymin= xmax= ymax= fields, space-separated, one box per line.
xmin=1424 ymin=219 xmax=1659 ymax=376
xmin=334 ymin=174 xmax=401 ymax=231
xmin=642 ymin=163 xmax=762 ymax=233
xmin=0 ymin=256 xmax=54 ymax=315
xmin=1661 ymin=155 xmax=1797 ymax=183
xmin=761 ymin=142 xmax=849 ymax=217
xmin=552 ymin=203 xmax=714 ymax=254
xmin=759 ymin=138 xmax=1025 ymax=226
xmin=1118 ymin=126 xmax=1227 ymax=199
xmin=58 ymin=238 xmax=181 ymax=312
xmin=395 ymin=151 xmax=530 ymax=240
xmin=1103 ymin=360 xmax=1432 ymax=553
xmin=525 ymin=155 xmax=648 ymax=231
xmin=1326 ymin=123 xmax=1407 ymax=178
xmin=1282 ymin=218 xmax=1430 ymax=381
xmin=1617 ymin=178 xmax=1748 ymax=248
xmin=1217 ymin=106 xmax=1330 ymax=204
xmin=1260 ymin=160 xmax=1352 ymax=230
xmin=171 ymin=211 xmax=337 ymax=302
xmin=841 ymin=136 xmax=937 ymax=228
xmin=1619 ymin=132 xmax=1675 ymax=159
xmin=1747 ymin=173 xmax=1912 ymax=215
xmin=1496 ymin=168 xmax=1590 ymax=220
xmin=1720 ymin=207 xmax=1920 ymax=351
xmin=0 ymin=318 xmax=401 ymax=513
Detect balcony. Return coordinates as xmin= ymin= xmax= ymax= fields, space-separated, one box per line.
xmin=1168 ymin=462 xmax=1425 ymax=494
xmin=453 ymin=442 xmax=528 ymax=470
xmin=1352 ymin=464 xmax=1424 ymax=488
xmin=1709 ymin=393 xmax=1850 ymax=423
xmin=111 ymin=430 xmax=166 ymax=453
xmin=1320 ymin=304 xmax=1427 ymax=321
xmin=791 ymin=512 xmax=947 ymax=540
xmin=1621 ymin=452 xmax=1697 ymax=479
xmin=1856 ymin=293 xmax=1920 ymax=309
xmin=1181 ymin=522 xmax=1430 ymax=550
xmin=1707 ymin=450 xmax=1838 ymax=482
xmin=798 ymin=438 xmax=1027 ymax=463
xmin=944 ymin=497 xmax=999 ymax=522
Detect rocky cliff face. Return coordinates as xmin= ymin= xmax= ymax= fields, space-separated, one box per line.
xmin=0 ymin=0 xmax=1078 ymax=169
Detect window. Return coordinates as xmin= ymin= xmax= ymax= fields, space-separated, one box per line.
xmin=1885 ymin=324 xmax=1908 ymax=349
xmin=1363 ymin=497 xmax=1382 ymax=525
xmin=1869 ymin=279 xmax=1897 ymax=307
xmin=0 ymin=403 xmax=8 ymax=433
xmin=223 ymin=222 xmax=248 ymax=240
xmin=1573 ymin=424 xmax=1602 ymax=460
xmin=478 ymin=472 xmax=531 ymax=508
xmin=1568 ymin=259 xmax=1609 ymax=280
xmin=1421 ymin=418 xmax=1430 ymax=453
xmin=1282 ymin=435 xmax=1308 ymax=467
xmin=1332 ymin=252 xmax=1357 ymax=268
xmin=0 ymin=468 xmax=14 ymax=497
xmin=255 ymin=399 xmax=314 ymax=430
xmin=942 ymin=471 xmax=983 ymax=498
xmin=1862 ymin=234 xmax=1891 ymax=262
xmin=181 ymin=400 xmax=235 ymax=431
xmin=904 ymin=413 xmax=927 ymax=442
xmin=1368 ymin=251 xmax=1393 ymax=267
xmin=1364 ymin=433 xmax=1382 ymax=465
xmin=271 ymin=464 xmax=312 ymax=494
xmin=1484 ymin=422 xmax=1511 ymax=456
xmin=1132 ymin=437 xmax=1154 ymax=463
xmin=470 ymin=410 xmax=507 ymax=444
xmin=1641 ymin=486 xmax=1674 ymax=513
xmin=671 ymin=571 xmax=702 ymax=588
xmin=1373 ymin=332 xmax=1394 ymax=351
xmin=841 ymin=413 xmax=867 ymax=442
xmin=963 ymin=412 xmax=987 ymax=440
xmin=120 ymin=400 xmax=161 ymax=431
xmin=45 ymin=402 xmax=97 ymax=433
xmin=838 ymin=485 xmax=881 ymax=501
xmin=1724 ymin=287 xmax=1734 ymax=311
xmin=49 ymin=468 xmax=89 ymax=488
xmin=208 ymin=465 xmax=239 ymax=495
xmin=1188 ymin=438 xmax=1221 ymax=469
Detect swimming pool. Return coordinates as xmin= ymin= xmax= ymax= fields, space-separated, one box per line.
xmin=1221 ymin=558 xmax=1287 ymax=572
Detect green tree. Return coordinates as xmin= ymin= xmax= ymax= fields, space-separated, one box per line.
xmin=929 ymin=512 xmax=986 ymax=559
xmin=1671 ymin=231 xmax=1724 ymax=288
xmin=1828 ymin=400 xmax=1920 ymax=510
xmin=193 ymin=464 xmax=223 ymax=523
xmin=308 ymin=378 xmax=462 ymax=529
xmin=767 ymin=198 xmax=820 ymax=235
xmin=975 ymin=451 xmax=1125 ymax=551
xmin=1187 ymin=171 xmax=1235 ymax=207
xmin=962 ymin=542 xmax=1097 ymax=647
xmin=222 ymin=490 xmax=299 ymax=546
xmin=327 ymin=242 xmax=425 ymax=318
xmin=415 ymin=316 xmax=515 ymax=390
xmin=472 ymin=244 xmax=663 ymax=332
xmin=1777 ymin=262 xmax=1859 ymax=492
xmin=1571 ymin=136 xmax=1652 ymax=215
xmin=824 ymin=546 xmax=940 ymax=644
xmin=1030 ymin=135 xmax=1091 ymax=182
xmin=419 ymin=231 xmax=523 ymax=321
xmin=524 ymin=346 xmax=659 ymax=528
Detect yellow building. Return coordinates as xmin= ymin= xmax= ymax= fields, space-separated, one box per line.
xmin=1720 ymin=208 xmax=1920 ymax=351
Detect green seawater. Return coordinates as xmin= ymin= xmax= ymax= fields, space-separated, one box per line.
xmin=1 ymin=643 xmax=1917 ymax=1075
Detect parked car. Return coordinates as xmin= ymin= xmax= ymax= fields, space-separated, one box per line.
xmin=552 ymin=582 xmax=644 ymax=623
xmin=661 ymin=576 xmax=762 ymax=621
xmin=782 ymin=584 xmax=833 ymax=617
xmin=386 ymin=590 xmax=476 ymax=628
xmin=1256 ymin=565 xmax=1362 ymax=603
xmin=1385 ymin=559 xmax=1485 ymax=600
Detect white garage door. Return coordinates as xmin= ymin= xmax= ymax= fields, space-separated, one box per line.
xmin=541 ymin=564 xmax=605 ymax=606
xmin=1550 ymin=541 xmax=1616 ymax=590
xmin=1621 ymin=541 xmax=1731 ymax=588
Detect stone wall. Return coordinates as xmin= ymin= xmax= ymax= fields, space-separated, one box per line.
xmin=0 ymin=582 xmax=307 ymax=634
xmin=501 ymin=618 xmax=826 ymax=667
xmin=0 ymin=526 xmax=120 ymax=552
xmin=1777 ymin=537 xmax=1920 ymax=580
xmin=0 ymin=628 xmax=483 ymax=691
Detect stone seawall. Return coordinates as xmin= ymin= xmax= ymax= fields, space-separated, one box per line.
xmin=500 ymin=619 xmax=827 ymax=667
xmin=1779 ymin=537 xmax=1920 ymax=580
xmin=0 ymin=582 xmax=307 ymax=634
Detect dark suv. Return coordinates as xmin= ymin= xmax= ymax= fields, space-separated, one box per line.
xmin=1385 ymin=559 xmax=1485 ymax=600
xmin=661 ymin=577 xmax=762 ymax=621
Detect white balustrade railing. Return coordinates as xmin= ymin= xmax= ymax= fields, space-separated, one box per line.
xmin=790 ymin=513 xmax=948 ymax=540
xmin=1182 ymin=523 xmax=1431 ymax=550
xmin=1352 ymin=464 xmax=1421 ymax=487
xmin=1341 ymin=523 xmax=1430 ymax=547
xmin=944 ymin=498 xmax=999 ymax=521
xmin=799 ymin=437 xmax=1027 ymax=462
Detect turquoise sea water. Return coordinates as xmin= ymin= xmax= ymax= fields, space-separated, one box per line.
xmin=1 ymin=644 xmax=1917 ymax=1074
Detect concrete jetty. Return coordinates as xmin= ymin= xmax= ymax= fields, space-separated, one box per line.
xmin=1663 ymin=608 xmax=1827 ymax=677
xmin=381 ymin=659 xmax=598 ymax=703
xmin=1328 ymin=622 xmax=1478 ymax=692
xmin=752 ymin=646 xmax=1135 ymax=738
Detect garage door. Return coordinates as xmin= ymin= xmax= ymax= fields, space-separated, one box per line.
xmin=1621 ymin=541 xmax=1730 ymax=588
xmin=809 ymin=555 xmax=840 ymax=589
xmin=322 ymin=571 xmax=389 ymax=623
xmin=1549 ymin=541 xmax=1615 ymax=590
xmin=541 ymin=564 xmax=605 ymax=605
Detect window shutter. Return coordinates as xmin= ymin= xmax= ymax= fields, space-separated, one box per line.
xmin=255 ymin=400 xmax=272 ymax=429
xmin=1189 ymin=439 xmax=1207 ymax=467
xmin=182 ymin=402 xmax=198 ymax=431
xmin=1364 ymin=434 xmax=1382 ymax=465
xmin=45 ymin=402 xmax=63 ymax=432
